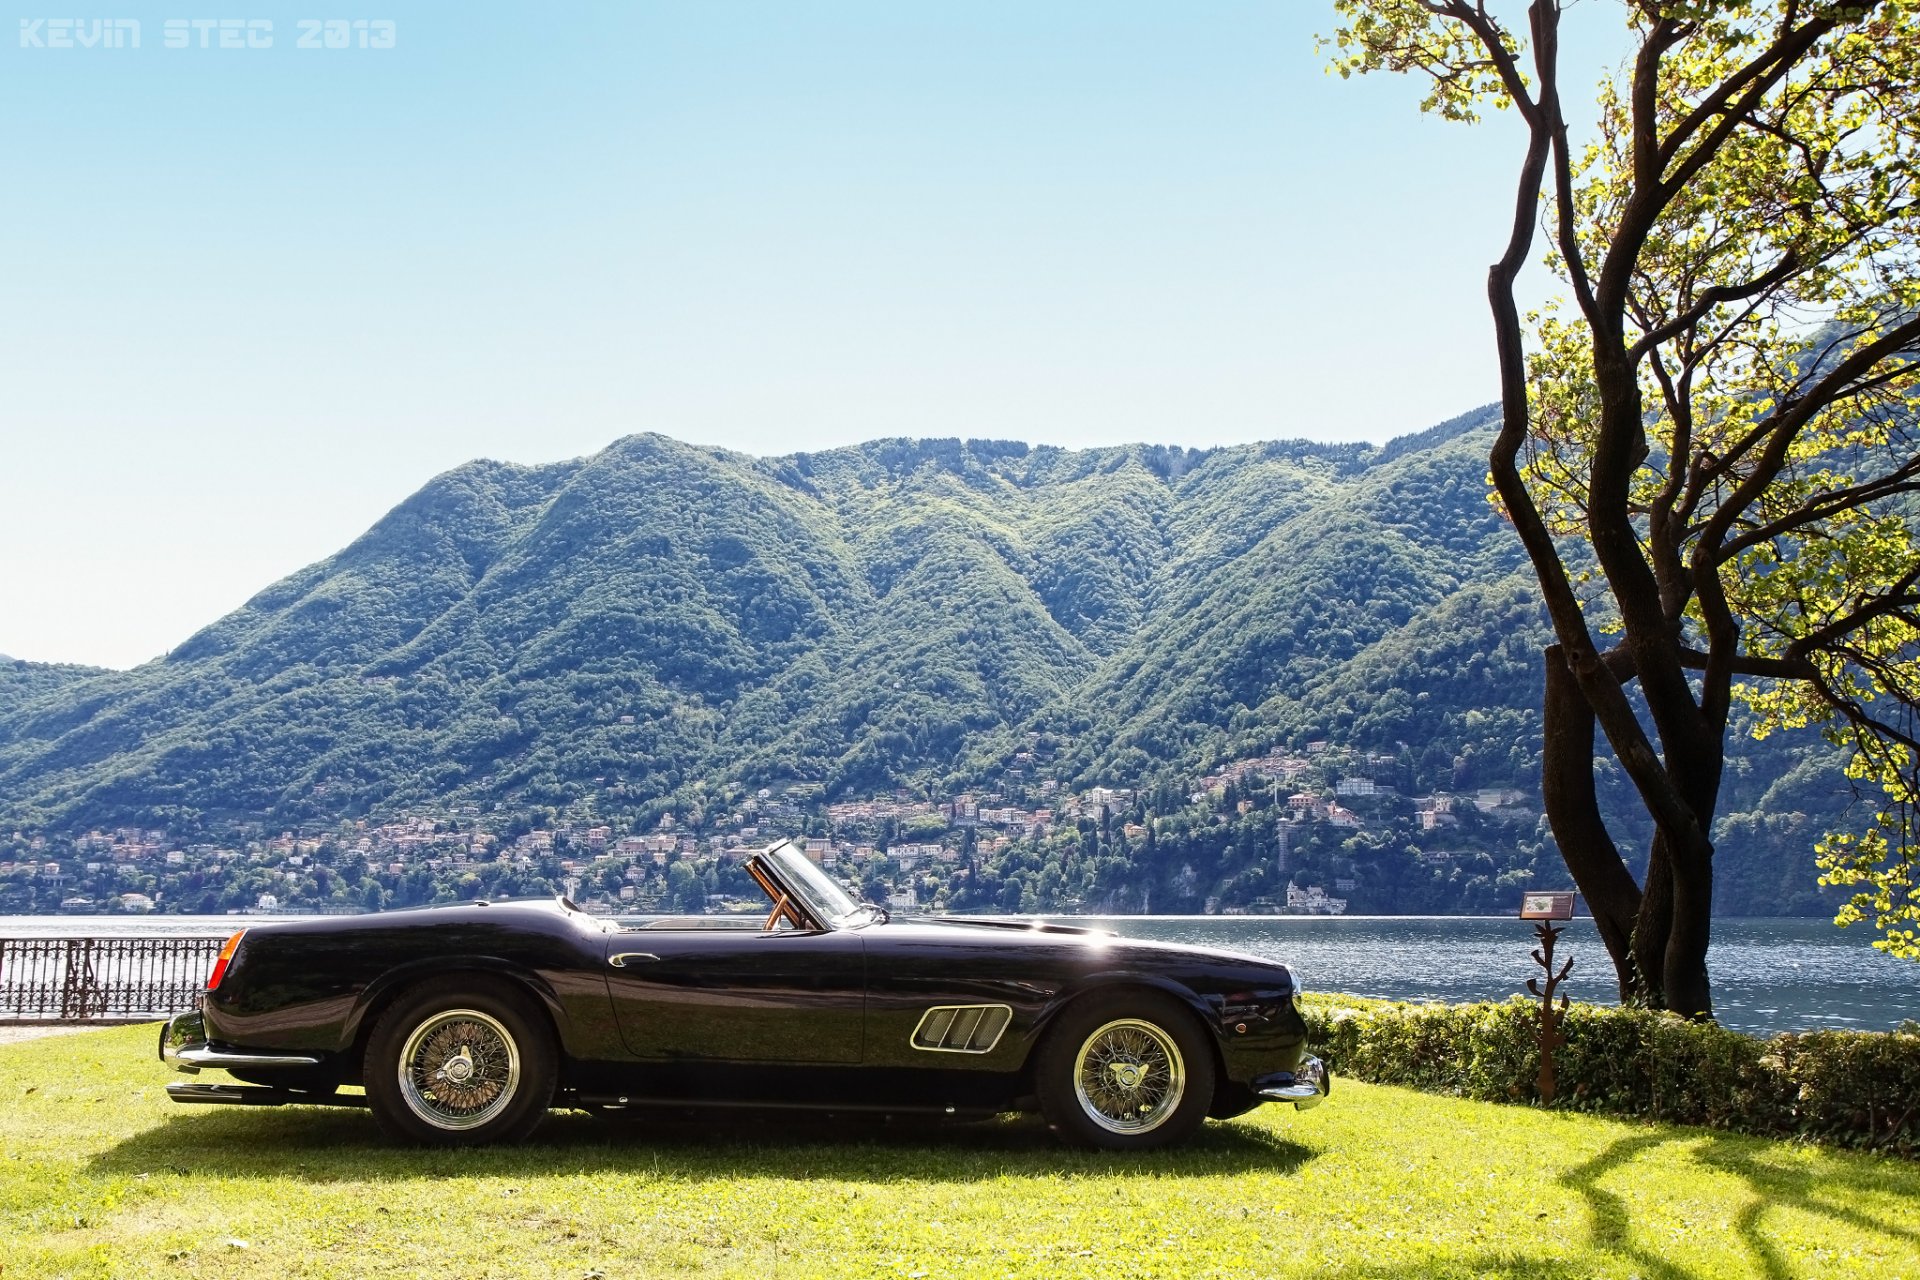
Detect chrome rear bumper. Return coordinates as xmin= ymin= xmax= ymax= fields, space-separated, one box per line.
xmin=158 ymin=1009 xmax=321 ymax=1073
xmin=1255 ymin=1054 xmax=1330 ymax=1110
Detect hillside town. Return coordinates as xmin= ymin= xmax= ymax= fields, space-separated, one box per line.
xmin=0 ymin=739 xmax=1546 ymax=918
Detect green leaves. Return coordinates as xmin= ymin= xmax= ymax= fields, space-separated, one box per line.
xmin=1324 ymin=1 xmax=1529 ymax=123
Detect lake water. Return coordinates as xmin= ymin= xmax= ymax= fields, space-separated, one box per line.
xmin=1077 ymin=916 xmax=1920 ymax=1037
xmin=4 ymin=913 xmax=1915 ymax=1037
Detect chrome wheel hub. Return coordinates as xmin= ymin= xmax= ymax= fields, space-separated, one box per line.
xmin=1073 ymin=1017 xmax=1186 ymax=1135
xmin=398 ymin=1009 xmax=521 ymax=1131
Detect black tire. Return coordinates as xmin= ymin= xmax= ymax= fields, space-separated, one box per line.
xmin=1036 ymin=990 xmax=1216 ymax=1150
xmin=364 ymin=978 xmax=556 ymax=1146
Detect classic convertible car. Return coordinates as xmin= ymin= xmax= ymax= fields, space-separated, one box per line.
xmin=159 ymin=839 xmax=1328 ymax=1149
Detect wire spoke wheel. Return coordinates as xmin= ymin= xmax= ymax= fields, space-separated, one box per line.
xmin=398 ymin=1008 xmax=522 ymax=1131
xmin=1072 ymin=1017 xmax=1185 ymax=1135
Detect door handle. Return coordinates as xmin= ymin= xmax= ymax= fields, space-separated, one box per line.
xmin=608 ymin=952 xmax=661 ymax=968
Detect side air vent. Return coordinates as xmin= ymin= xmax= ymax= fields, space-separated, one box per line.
xmin=910 ymin=1004 xmax=1013 ymax=1054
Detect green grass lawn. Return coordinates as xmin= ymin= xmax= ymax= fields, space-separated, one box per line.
xmin=4 ymin=1025 xmax=1917 ymax=1279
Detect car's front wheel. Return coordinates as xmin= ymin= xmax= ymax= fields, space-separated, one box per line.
xmin=364 ymin=979 xmax=556 ymax=1145
xmin=1036 ymin=991 xmax=1215 ymax=1150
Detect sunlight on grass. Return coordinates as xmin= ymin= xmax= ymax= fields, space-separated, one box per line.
xmin=4 ymin=1025 xmax=1917 ymax=1278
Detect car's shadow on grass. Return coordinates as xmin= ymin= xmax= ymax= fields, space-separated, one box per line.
xmin=91 ymin=1104 xmax=1316 ymax=1184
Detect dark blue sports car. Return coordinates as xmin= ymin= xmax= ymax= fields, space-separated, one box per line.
xmin=160 ymin=839 xmax=1327 ymax=1148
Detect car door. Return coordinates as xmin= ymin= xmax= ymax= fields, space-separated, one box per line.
xmin=602 ymin=928 xmax=866 ymax=1063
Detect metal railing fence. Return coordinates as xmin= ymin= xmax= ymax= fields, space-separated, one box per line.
xmin=0 ymin=936 xmax=224 ymax=1020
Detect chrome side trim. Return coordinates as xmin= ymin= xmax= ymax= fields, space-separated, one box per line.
xmin=166 ymin=1044 xmax=323 ymax=1071
xmin=165 ymin=1082 xmax=368 ymax=1109
xmin=909 ymin=1003 xmax=1013 ymax=1054
xmin=166 ymin=1082 xmax=295 ymax=1106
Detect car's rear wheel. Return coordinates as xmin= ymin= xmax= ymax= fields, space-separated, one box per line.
xmin=364 ymin=979 xmax=556 ymax=1145
xmin=1036 ymin=990 xmax=1215 ymax=1150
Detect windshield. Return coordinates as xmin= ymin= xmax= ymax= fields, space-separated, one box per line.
xmin=764 ymin=842 xmax=864 ymax=927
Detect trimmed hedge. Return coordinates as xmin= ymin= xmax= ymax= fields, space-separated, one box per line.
xmin=1299 ymin=994 xmax=1920 ymax=1155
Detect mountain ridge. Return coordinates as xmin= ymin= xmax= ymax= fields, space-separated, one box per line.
xmin=0 ymin=406 xmax=1848 ymax=916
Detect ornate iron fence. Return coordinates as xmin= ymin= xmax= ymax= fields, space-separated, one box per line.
xmin=0 ymin=936 xmax=224 ymax=1020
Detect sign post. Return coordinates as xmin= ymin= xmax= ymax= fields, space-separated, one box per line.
xmin=1519 ymin=891 xmax=1576 ymax=1104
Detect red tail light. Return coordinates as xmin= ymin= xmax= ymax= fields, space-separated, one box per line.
xmin=206 ymin=929 xmax=247 ymax=991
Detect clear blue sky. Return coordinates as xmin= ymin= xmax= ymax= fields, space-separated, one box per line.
xmin=0 ymin=2 xmax=1622 ymax=669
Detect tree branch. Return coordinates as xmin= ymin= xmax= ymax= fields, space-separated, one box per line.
xmin=1654 ymin=4 xmax=1848 ymax=177
xmin=1785 ymin=567 xmax=1920 ymax=658
xmin=1597 ymin=11 xmax=1841 ymax=332
xmin=1602 ymin=643 xmax=1817 ymax=683
xmin=1628 ymin=251 xmax=1803 ymax=364
xmin=1700 ymin=312 xmax=1920 ymax=552
xmin=1718 ymin=467 xmax=1920 ymax=562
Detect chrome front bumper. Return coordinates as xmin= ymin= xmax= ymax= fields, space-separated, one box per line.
xmin=1255 ymin=1054 xmax=1330 ymax=1110
xmin=158 ymin=1009 xmax=321 ymax=1073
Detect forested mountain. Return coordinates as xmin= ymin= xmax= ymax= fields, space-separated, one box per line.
xmin=0 ymin=408 xmax=1855 ymax=914
xmin=0 ymin=658 xmax=108 ymax=718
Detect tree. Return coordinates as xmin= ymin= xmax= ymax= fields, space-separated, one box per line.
xmin=1329 ymin=0 xmax=1920 ymax=1014
xmin=666 ymin=860 xmax=704 ymax=913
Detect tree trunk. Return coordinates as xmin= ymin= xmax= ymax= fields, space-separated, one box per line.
xmin=1539 ymin=645 xmax=1643 ymax=1000
xmin=1624 ymin=717 xmax=1725 ymax=1017
xmin=1655 ymin=729 xmax=1725 ymax=1019
xmin=1664 ymin=845 xmax=1714 ymax=1019
xmin=1540 ymin=639 xmax=1726 ymax=1016
xmin=1632 ymin=835 xmax=1675 ymax=1010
